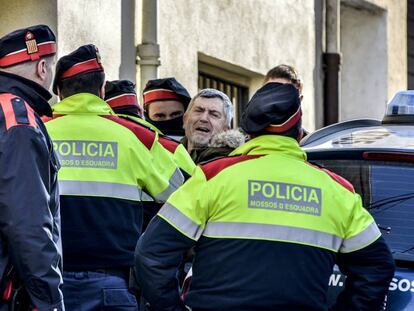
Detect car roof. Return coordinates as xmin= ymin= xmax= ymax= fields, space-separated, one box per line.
xmin=301 ymin=119 xmax=414 ymax=152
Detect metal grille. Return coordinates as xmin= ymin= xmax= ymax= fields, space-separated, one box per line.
xmin=198 ymin=72 xmax=249 ymax=127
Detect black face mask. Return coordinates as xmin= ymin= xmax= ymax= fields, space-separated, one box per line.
xmin=144 ymin=112 xmax=185 ymax=136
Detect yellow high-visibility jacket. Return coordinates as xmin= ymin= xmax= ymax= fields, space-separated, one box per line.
xmin=135 ymin=134 xmax=394 ymax=311
xmin=45 ymin=93 xmax=184 ymax=270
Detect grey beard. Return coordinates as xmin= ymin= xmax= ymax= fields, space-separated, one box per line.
xmin=190 ymin=138 xmax=209 ymax=149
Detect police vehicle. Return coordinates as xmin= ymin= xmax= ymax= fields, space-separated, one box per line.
xmin=301 ymin=91 xmax=414 ymax=310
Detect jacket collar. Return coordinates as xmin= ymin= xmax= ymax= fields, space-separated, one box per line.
xmin=0 ymin=71 xmax=53 ymax=117
xmin=230 ymin=135 xmax=307 ymax=161
xmin=181 ymin=136 xmax=189 ymax=149
xmin=52 ymin=93 xmax=114 ymax=115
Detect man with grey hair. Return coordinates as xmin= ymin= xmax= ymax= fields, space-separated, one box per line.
xmin=183 ymin=88 xmax=235 ymax=160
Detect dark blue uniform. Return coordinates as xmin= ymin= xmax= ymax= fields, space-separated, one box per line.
xmin=0 ymin=71 xmax=64 ymax=310
xmin=134 ymin=83 xmax=395 ymax=311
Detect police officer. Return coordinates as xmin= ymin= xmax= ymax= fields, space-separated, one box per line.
xmin=143 ymin=77 xmax=191 ymax=138
xmin=264 ymin=64 xmax=303 ymax=97
xmin=134 ymin=82 xmax=395 ymax=311
xmin=0 ymin=25 xmax=64 ymax=310
xmin=44 ymin=45 xmax=184 ymax=310
xmin=105 ymin=79 xmax=144 ymax=118
xmin=105 ymin=80 xmax=195 ymax=177
xmin=105 ymin=80 xmax=195 ymax=233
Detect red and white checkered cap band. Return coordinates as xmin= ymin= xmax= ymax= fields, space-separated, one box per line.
xmin=0 ymin=41 xmax=56 ymax=67
xmin=143 ymin=89 xmax=181 ymax=107
xmin=265 ymin=107 xmax=302 ymax=133
xmin=106 ymin=94 xmax=138 ymax=108
xmin=60 ymin=58 xmax=104 ymax=79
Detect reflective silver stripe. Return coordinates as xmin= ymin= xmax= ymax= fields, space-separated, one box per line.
xmin=59 ymin=180 xmax=141 ymax=201
xmin=340 ymin=221 xmax=381 ymax=253
xmin=141 ymin=191 xmax=154 ymax=202
xmin=158 ymin=203 xmax=203 ymax=240
xmin=203 ymin=221 xmax=343 ymax=251
xmin=154 ymin=168 xmax=184 ymax=202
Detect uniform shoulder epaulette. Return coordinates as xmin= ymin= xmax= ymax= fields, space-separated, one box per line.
xmin=158 ymin=133 xmax=180 ymax=143
xmin=102 ymin=115 xmax=156 ymax=149
xmin=306 ymin=161 xmax=355 ymax=193
xmin=198 ymin=155 xmax=228 ymax=166
xmin=200 ymin=154 xmax=263 ymax=181
xmin=119 ymin=115 xmax=155 ymax=132
xmin=119 ymin=115 xmax=180 ymax=152
xmin=158 ymin=135 xmax=179 ymax=153
xmin=41 ymin=115 xmax=53 ymax=123
xmin=41 ymin=114 xmax=64 ymax=123
xmin=0 ymin=93 xmax=37 ymax=130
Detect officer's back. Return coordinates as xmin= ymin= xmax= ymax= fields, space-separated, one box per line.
xmin=0 ymin=25 xmax=64 ymax=310
xmin=45 ymin=45 xmax=184 ymax=311
xmin=134 ymin=82 xmax=395 ymax=311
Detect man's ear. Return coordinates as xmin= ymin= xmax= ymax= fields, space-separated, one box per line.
xmin=182 ymin=112 xmax=188 ymax=129
xmin=223 ymin=119 xmax=230 ymax=130
xmin=99 ymin=82 xmax=106 ymax=99
xmin=36 ymin=59 xmax=48 ymax=82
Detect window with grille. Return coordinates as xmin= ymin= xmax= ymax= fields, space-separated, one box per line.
xmin=198 ymin=71 xmax=249 ymax=128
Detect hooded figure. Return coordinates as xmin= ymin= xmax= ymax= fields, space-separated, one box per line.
xmin=142 ymin=77 xmax=191 ymax=137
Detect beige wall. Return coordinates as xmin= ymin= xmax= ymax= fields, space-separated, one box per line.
xmin=386 ymin=0 xmax=407 ymax=97
xmin=57 ymin=0 xmax=122 ymax=81
xmin=0 ymin=0 xmax=57 ymax=36
xmin=157 ymin=0 xmax=316 ymax=130
xmin=340 ymin=4 xmax=388 ymax=120
xmin=340 ymin=0 xmax=407 ymax=121
xmin=0 ymin=0 xmax=407 ymax=130
xmin=0 ymin=0 xmax=122 ymax=81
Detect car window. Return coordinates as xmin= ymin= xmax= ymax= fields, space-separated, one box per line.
xmin=310 ymin=159 xmax=414 ymax=262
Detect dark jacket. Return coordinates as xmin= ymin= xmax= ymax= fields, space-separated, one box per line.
xmin=184 ymin=129 xmax=246 ymax=164
xmin=44 ymin=93 xmax=184 ymax=271
xmin=135 ymin=135 xmax=394 ymax=311
xmin=0 ymin=72 xmax=64 ymax=310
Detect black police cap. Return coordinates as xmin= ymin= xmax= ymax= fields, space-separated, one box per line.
xmin=105 ymin=80 xmax=136 ymax=99
xmin=105 ymin=80 xmax=140 ymax=109
xmin=53 ymin=44 xmax=104 ymax=94
xmin=240 ymin=82 xmax=302 ymax=134
xmin=0 ymin=24 xmax=56 ymax=68
xmin=142 ymin=77 xmax=191 ymax=109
